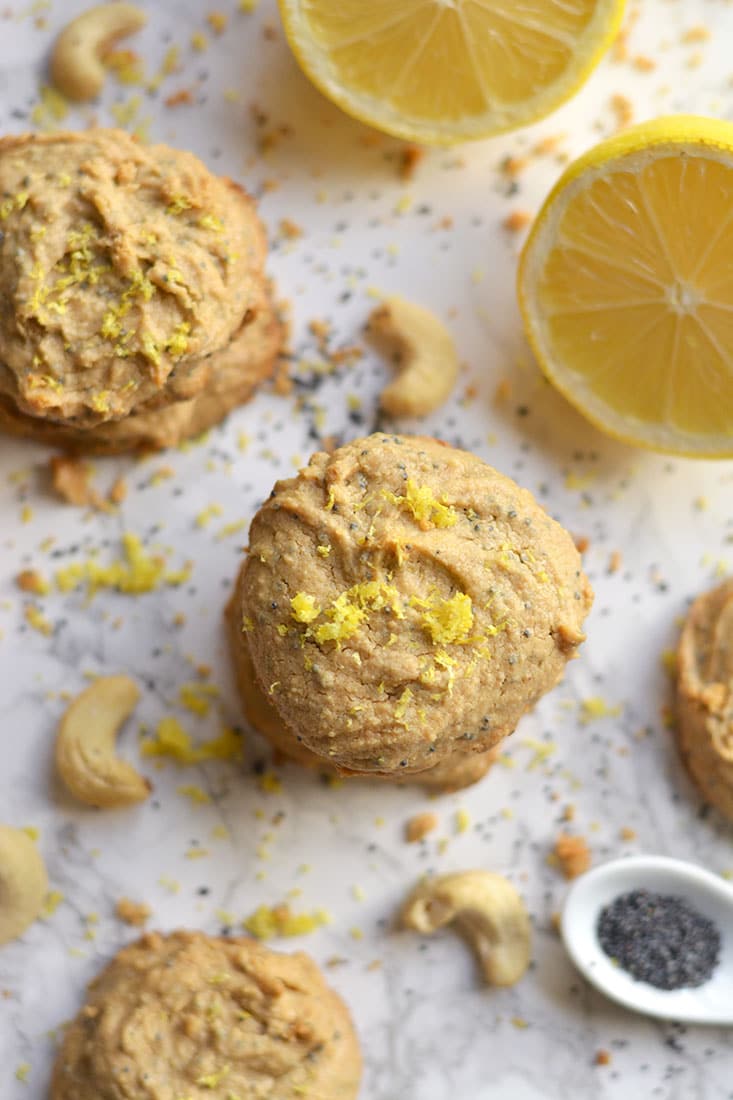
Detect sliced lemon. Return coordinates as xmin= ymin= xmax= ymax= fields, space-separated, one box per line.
xmin=518 ymin=116 xmax=733 ymax=458
xmin=278 ymin=0 xmax=626 ymax=145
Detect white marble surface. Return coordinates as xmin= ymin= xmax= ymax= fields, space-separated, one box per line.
xmin=1 ymin=1 xmax=733 ymax=1097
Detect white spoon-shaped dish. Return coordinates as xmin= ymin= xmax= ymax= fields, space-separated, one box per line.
xmin=561 ymin=855 xmax=733 ymax=1025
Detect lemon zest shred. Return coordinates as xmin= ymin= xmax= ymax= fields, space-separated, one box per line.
xmin=383 ymin=479 xmax=457 ymax=529
xmin=243 ymin=904 xmax=331 ymax=940
xmin=290 ymin=593 xmax=321 ymax=623
xmin=417 ymin=592 xmax=474 ymax=645
xmin=141 ymin=718 xmax=242 ymax=764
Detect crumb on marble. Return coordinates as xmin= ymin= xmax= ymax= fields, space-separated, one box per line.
xmin=532 ymin=134 xmax=565 ymax=156
xmin=108 ymin=477 xmax=127 ymax=504
xmin=405 ymin=812 xmax=438 ymax=843
xmin=115 ymin=897 xmax=152 ymax=927
xmin=279 ymin=217 xmax=303 ymax=240
xmin=503 ymin=210 xmax=533 ymax=232
xmin=16 ymin=569 xmax=49 ymax=595
xmin=610 ymin=93 xmax=633 ymax=131
xmin=550 ymin=833 xmax=591 ymax=880
xmin=399 ymin=145 xmax=424 ymax=181
xmin=501 ymin=155 xmax=528 ymax=178
xmin=681 ymin=25 xmax=709 ymax=43
xmin=50 ymin=455 xmax=106 ymax=510
xmin=206 ymin=11 xmax=228 ymax=34
xmin=164 ymin=88 xmax=194 ymax=108
xmin=494 ymin=378 xmax=512 ymax=404
xmin=608 ymin=550 xmax=623 ymax=574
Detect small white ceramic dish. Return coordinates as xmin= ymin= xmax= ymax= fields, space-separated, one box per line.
xmin=561 ymin=856 xmax=733 ymax=1025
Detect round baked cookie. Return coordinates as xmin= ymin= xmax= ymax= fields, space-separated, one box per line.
xmin=0 ymin=283 xmax=281 ymax=453
xmin=677 ymin=577 xmax=733 ymax=821
xmin=51 ymin=930 xmax=362 ymax=1100
xmin=225 ymin=590 xmax=497 ymax=789
xmin=233 ymin=433 xmax=593 ymax=777
xmin=0 ymin=129 xmax=265 ymax=427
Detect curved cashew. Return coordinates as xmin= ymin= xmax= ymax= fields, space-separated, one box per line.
xmin=399 ymin=870 xmax=531 ymax=986
xmin=368 ymin=295 xmax=459 ymax=418
xmin=50 ymin=3 xmax=147 ymax=102
xmin=56 ymin=676 xmax=151 ymax=808
xmin=0 ymin=826 xmax=48 ymax=945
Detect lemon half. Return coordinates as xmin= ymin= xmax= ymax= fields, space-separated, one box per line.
xmin=518 ymin=116 xmax=733 ymax=458
xmin=278 ymin=0 xmax=626 ymax=145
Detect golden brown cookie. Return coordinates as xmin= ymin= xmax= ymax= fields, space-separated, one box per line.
xmin=231 ymin=433 xmax=592 ymax=778
xmin=0 ymin=281 xmax=281 ymax=452
xmin=51 ymin=930 xmax=362 ymax=1100
xmin=0 ymin=129 xmax=266 ymax=427
xmin=226 ymin=586 xmax=497 ymax=790
xmin=677 ymin=577 xmax=733 ymax=821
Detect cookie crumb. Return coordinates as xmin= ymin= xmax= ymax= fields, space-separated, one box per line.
xmin=608 ymin=550 xmax=623 ymax=574
xmin=50 ymin=455 xmax=105 ymax=509
xmin=503 ymin=209 xmax=533 ymax=232
xmin=206 ymin=11 xmax=228 ymax=34
xmin=399 ymin=145 xmax=424 ymax=181
xmin=405 ymin=812 xmax=438 ymax=843
xmin=681 ymin=25 xmax=709 ymax=44
xmin=108 ymin=477 xmax=127 ymax=504
xmin=16 ymin=569 xmax=49 ymax=595
xmin=551 ymin=833 xmax=591 ymax=879
xmin=279 ymin=217 xmax=303 ymax=240
xmin=164 ymin=88 xmax=194 ymax=108
xmin=610 ymin=93 xmax=633 ymax=132
xmin=595 ymin=1049 xmax=612 ymax=1066
xmin=115 ymin=898 xmax=151 ymax=927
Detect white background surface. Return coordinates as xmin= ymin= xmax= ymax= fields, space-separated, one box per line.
xmin=1 ymin=1 xmax=733 ymax=1097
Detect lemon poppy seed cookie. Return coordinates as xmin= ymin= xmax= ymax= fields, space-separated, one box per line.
xmin=677 ymin=578 xmax=733 ymax=821
xmin=232 ymin=433 xmax=593 ymax=778
xmin=225 ymin=605 xmax=498 ymax=789
xmin=0 ymin=280 xmax=281 ymax=453
xmin=52 ymin=930 xmax=362 ymax=1100
xmin=0 ymin=128 xmax=276 ymax=445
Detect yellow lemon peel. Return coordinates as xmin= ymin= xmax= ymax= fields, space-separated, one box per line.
xmin=416 ymin=592 xmax=474 ymax=645
xmin=243 ymin=904 xmax=331 ymax=939
xmin=141 ymin=718 xmax=242 ymax=764
xmin=383 ymin=479 xmax=457 ymax=529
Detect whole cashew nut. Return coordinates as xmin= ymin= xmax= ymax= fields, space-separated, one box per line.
xmin=0 ymin=825 xmax=49 ymax=945
xmin=399 ymin=870 xmax=531 ymax=986
xmin=367 ymin=295 xmax=459 ymax=418
xmin=56 ymin=676 xmax=151 ymax=808
xmin=50 ymin=3 xmax=147 ymax=102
